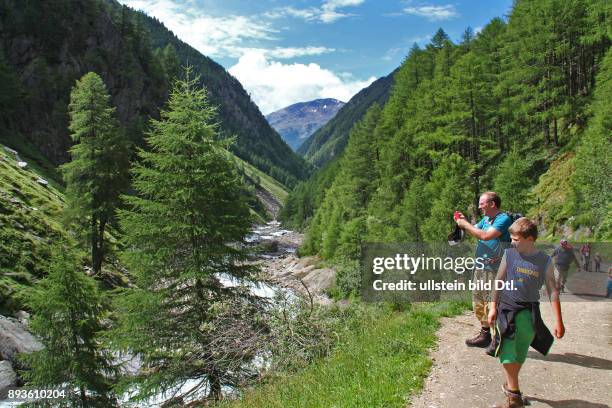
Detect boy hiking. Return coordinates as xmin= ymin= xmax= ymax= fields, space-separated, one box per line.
xmin=487 ymin=218 xmax=565 ymax=408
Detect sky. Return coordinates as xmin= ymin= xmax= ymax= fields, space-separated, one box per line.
xmin=118 ymin=0 xmax=513 ymax=114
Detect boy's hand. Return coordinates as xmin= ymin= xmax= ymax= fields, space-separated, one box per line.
xmin=554 ymin=321 xmax=565 ymax=339
xmin=487 ymin=308 xmax=497 ymax=328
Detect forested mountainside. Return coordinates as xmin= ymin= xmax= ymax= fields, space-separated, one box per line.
xmin=0 ymin=0 xmax=310 ymax=188
xmin=129 ymin=2 xmax=312 ymax=186
xmin=298 ymin=69 xmax=395 ymax=167
xmin=283 ymin=0 xmax=611 ymax=272
xmin=266 ymin=98 xmax=345 ymax=151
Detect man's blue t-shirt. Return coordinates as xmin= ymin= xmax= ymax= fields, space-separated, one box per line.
xmin=474 ymin=212 xmax=512 ymax=269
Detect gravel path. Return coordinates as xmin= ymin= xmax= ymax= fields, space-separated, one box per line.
xmin=409 ymin=286 xmax=612 ymax=407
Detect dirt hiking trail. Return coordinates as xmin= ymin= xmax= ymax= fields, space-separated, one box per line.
xmin=410 ymin=272 xmax=612 ymax=408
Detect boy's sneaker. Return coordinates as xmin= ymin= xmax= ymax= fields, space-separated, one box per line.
xmin=465 ymin=328 xmax=491 ymax=348
xmin=501 ymin=384 xmax=525 ymax=408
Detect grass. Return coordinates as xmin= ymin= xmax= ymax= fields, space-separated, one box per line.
xmin=0 ymin=142 xmax=67 ymax=313
xmin=219 ymin=301 xmax=468 ymax=408
xmin=528 ymin=152 xmax=576 ymax=240
xmin=233 ymin=155 xmax=289 ymax=204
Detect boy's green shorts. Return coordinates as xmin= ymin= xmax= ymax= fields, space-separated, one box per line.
xmin=499 ymin=309 xmax=535 ymax=364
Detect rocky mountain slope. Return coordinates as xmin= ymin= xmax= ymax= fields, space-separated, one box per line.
xmin=298 ymin=70 xmax=396 ymax=167
xmin=266 ymin=98 xmax=345 ymax=151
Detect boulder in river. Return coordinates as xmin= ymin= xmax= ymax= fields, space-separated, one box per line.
xmin=0 ymin=360 xmax=18 ymax=398
xmin=0 ymin=315 xmax=43 ymax=368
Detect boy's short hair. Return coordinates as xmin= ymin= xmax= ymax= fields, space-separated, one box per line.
xmin=509 ymin=217 xmax=538 ymax=240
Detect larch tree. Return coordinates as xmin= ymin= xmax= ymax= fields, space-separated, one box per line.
xmin=61 ymin=72 xmax=130 ymax=275
xmin=111 ymin=69 xmax=265 ymax=405
xmin=20 ymin=243 xmax=117 ymax=407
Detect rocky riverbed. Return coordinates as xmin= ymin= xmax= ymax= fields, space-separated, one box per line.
xmin=248 ymin=220 xmax=336 ymax=304
xmin=0 ymin=220 xmax=336 ymax=404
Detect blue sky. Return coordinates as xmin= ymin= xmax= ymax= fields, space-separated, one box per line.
xmin=119 ymin=0 xmax=513 ymax=114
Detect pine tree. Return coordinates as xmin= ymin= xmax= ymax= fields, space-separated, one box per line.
xmin=61 ymin=72 xmax=130 ymax=275
xmin=493 ymin=148 xmax=533 ymax=214
xmin=430 ymin=28 xmax=451 ymax=49
xmin=397 ymin=175 xmax=430 ymax=242
xmin=421 ymin=154 xmax=473 ymax=241
xmin=111 ymin=69 xmax=263 ymax=404
xmin=20 ymin=243 xmax=117 ymax=407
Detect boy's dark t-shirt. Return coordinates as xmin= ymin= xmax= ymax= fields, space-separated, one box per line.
xmin=502 ymin=248 xmax=551 ymax=303
xmin=487 ymin=248 xmax=555 ymax=357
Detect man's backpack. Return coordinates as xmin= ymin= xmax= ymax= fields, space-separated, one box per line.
xmin=505 ymin=211 xmax=524 ymax=224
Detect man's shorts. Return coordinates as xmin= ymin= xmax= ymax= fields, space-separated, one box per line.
xmin=472 ymin=268 xmax=496 ymax=325
xmin=499 ymin=309 xmax=535 ymax=364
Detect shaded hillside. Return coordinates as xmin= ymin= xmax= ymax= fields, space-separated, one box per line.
xmin=0 ymin=0 xmax=166 ymax=165
xmin=298 ymin=70 xmax=396 ymax=167
xmin=0 ymin=0 xmax=310 ymax=188
xmin=131 ymin=3 xmax=312 ymax=186
xmin=266 ymin=98 xmax=345 ymax=150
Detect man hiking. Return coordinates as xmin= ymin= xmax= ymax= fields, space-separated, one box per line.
xmin=456 ymin=191 xmax=512 ymax=348
xmin=552 ymin=239 xmax=581 ymax=292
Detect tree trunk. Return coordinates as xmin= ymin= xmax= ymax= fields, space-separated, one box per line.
xmin=208 ymin=373 xmax=222 ymax=401
xmin=553 ymin=116 xmax=559 ymax=146
xmin=543 ymin=120 xmax=550 ymax=145
xmin=497 ymin=119 xmax=504 ymax=152
xmin=93 ymin=218 xmax=106 ymax=275
xmin=469 ymin=89 xmax=476 ymax=162
xmin=91 ymin=215 xmax=99 ymax=275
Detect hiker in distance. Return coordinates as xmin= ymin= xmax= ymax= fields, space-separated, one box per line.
xmin=551 ymin=239 xmax=581 ymax=293
xmin=455 ymin=191 xmax=512 ymax=348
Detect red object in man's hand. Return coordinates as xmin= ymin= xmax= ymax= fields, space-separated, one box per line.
xmin=454 ymin=211 xmax=462 ymax=221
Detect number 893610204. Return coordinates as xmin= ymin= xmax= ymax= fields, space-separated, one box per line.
xmin=3 ymin=387 xmax=68 ymax=402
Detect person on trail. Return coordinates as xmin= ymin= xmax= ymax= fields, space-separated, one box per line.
xmin=487 ymin=217 xmax=564 ymax=408
xmin=607 ymin=267 xmax=612 ymax=299
xmin=593 ymin=253 xmax=602 ymax=273
xmin=551 ymin=240 xmax=581 ymax=293
xmin=581 ymin=243 xmax=592 ymax=271
xmin=455 ymin=191 xmax=512 ymax=348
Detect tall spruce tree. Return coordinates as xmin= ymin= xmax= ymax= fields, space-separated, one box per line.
xmin=111 ymin=69 xmax=264 ymax=404
xmin=20 ymin=243 xmax=117 ymax=407
xmin=61 ymin=72 xmax=130 ymax=275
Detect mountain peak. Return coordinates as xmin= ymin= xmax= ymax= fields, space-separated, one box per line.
xmin=266 ymin=99 xmax=346 ymax=151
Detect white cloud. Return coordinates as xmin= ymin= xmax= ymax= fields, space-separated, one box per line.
xmin=402 ymin=5 xmax=459 ymax=21
xmin=229 ymin=51 xmax=375 ymax=114
xmin=266 ymin=0 xmax=365 ymax=24
xmin=263 ymin=7 xmax=318 ymax=20
xmin=118 ymin=0 xmax=277 ymax=57
xmin=259 ymin=46 xmax=335 ymax=59
xmin=119 ymin=1 xmax=337 ymax=60
xmin=382 ymin=34 xmax=432 ymax=61
xmin=382 ymin=47 xmax=402 ymax=61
